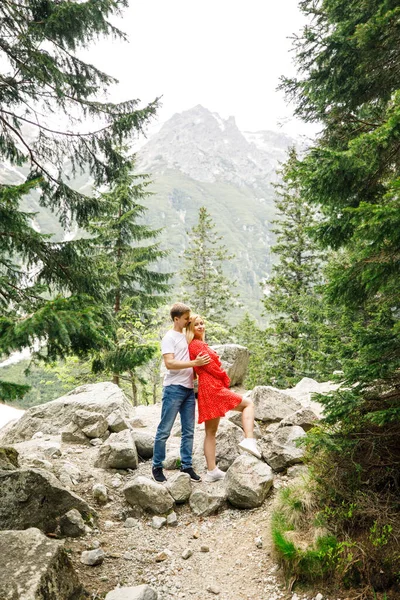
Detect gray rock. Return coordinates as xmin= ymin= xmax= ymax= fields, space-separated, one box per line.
xmin=73 ymin=409 xmax=108 ymax=439
xmin=23 ymin=455 xmax=53 ymax=471
xmin=59 ymin=508 xmax=86 ymax=537
xmin=287 ymin=464 xmax=309 ymax=479
xmin=279 ymin=406 xmax=319 ymax=431
xmin=249 ymin=386 xmax=302 ymax=423
xmin=80 ymin=548 xmax=105 ymax=566
xmin=61 ymin=421 xmax=88 ymax=444
xmin=105 ymin=585 xmax=158 ymax=600
xmin=166 ymin=512 xmax=178 ymax=527
xmin=261 ymin=425 xmax=306 ymax=472
xmin=124 ymin=476 xmax=175 ymax=515
xmin=165 ymin=471 xmax=191 ymax=503
xmin=0 ymin=528 xmax=82 ymax=600
xmin=214 ymin=420 xmax=243 ymax=471
xmin=225 ymin=454 xmax=274 ymax=509
xmin=1 ymin=382 xmax=134 ymax=444
xmin=129 ymin=417 xmax=147 ymax=428
xmin=124 ymin=517 xmax=139 ymax=528
xmin=90 ymin=437 xmax=103 ymax=446
xmin=107 ymin=410 xmax=130 ymax=433
xmin=152 ymin=516 xmax=167 ymax=529
xmin=212 ymin=344 xmax=249 ymax=386
xmin=41 ymin=441 xmax=61 ymax=458
xmin=93 ymin=483 xmax=108 ymax=504
xmin=0 ymin=468 xmax=94 ymax=533
xmin=94 ymin=429 xmax=138 ymax=470
xmin=189 ymin=486 xmax=227 ymax=517
xmin=155 ymin=549 xmax=172 ymax=562
xmin=59 ymin=462 xmax=81 ymax=485
xmin=181 ymin=548 xmax=193 ymax=559
xmin=162 ymin=449 xmax=181 ymax=470
xmin=131 ymin=430 xmax=155 ymax=459
xmin=0 ymin=446 xmax=19 ymax=470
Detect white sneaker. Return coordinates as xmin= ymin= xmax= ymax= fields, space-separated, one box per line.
xmin=238 ymin=438 xmax=262 ymax=459
xmin=205 ymin=467 xmax=226 ymax=483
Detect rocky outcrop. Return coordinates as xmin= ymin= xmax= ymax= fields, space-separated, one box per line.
xmin=225 ymin=454 xmax=274 ymax=509
xmin=0 ymin=382 xmax=134 ymax=444
xmin=249 ymin=386 xmax=302 ymax=422
xmin=123 ymin=476 xmax=175 ymax=515
xmin=0 ymin=468 xmax=94 ymax=534
xmin=0 ymin=527 xmax=82 ymax=600
xmin=212 ymin=344 xmax=250 ymax=386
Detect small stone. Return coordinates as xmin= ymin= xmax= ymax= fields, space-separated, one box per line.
xmin=104 ymin=520 xmax=114 ymax=530
xmin=206 ymin=585 xmax=220 ymax=595
xmin=80 ymin=548 xmax=105 ymax=566
xmin=123 ymin=552 xmax=134 ymax=561
xmin=93 ymin=483 xmax=108 ymax=505
xmin=32 ymin=431 xmax=44 ymax=439
xmin=90 ymin=438 xmax=103 ymax=446
xmin=152 ymin=516 xmax=167 ymax=529
xmin=111 ymin=478 xmax=122 ymax=488
xmin=200 ymin=545 xmax=210 ymax=552
xmin=315 ymin=595 xmax=324 ymax=600
xmin=192 ymin=529 xmax=200 ymax=539
xmin=124 ymin=518 xmax=139 ymax=528
xmin=181 ymin=548 xmax=193 ymax=560
xmin=100 ymin=576 xmax=109 ymax=582
xmin=166 ymin=512 xmax=178 ymax=527
xmin=91 ymin=540 xmax=101 ymax=549
xmin=155 ymin=549 xmax=172 ymax=562
xmin=254 ymin=536 xmax=263 ymax=548
xmin=59 ymin=509 xmax=86 ymax=538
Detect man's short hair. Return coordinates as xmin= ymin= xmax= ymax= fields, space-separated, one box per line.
xmin=170 ymin=302 xmax=191 ymax=321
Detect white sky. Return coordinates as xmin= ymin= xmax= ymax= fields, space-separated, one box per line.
xmin=82 ymin=0 xmax=313 ymax=137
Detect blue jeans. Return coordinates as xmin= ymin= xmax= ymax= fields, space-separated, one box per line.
xmin=153 ymin=384 xmax=195 ymax=470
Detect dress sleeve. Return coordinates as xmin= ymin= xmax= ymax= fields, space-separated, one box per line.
xmin=190 ymin=340 xmax=229 ymax=382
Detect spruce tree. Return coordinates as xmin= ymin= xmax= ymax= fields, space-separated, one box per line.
xmin=261 ymin=149 xmax=338 ymax=387
xmin=181 ymin=206 xmax=238 ymax=326
xmin=0 ymin=1 xmax=157 ymax=401
xmin=88 ymin=163 xmax=170 ymax=404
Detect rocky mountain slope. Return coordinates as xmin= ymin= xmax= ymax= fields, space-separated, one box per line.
xmin=2 ymin=106 xmax=297 ymax=319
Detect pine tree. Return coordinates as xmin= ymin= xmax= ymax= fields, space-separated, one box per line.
xmin=181 ymin=206 xmax=238 ymax=326
xmin=261 ymin=149 xmax=338 ymax=387
xmin=234 ymin=313 xmax=268 ymax=389
xmin=88 ymin=163 xmax=170 ymax=404
xmin=0 ymin=1 xmax=158 ymax=401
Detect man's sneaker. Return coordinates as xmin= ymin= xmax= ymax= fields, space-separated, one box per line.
xmin=152 ymin=466 xmax=167 ymax=483
xmin=180 ymin=466 xmax=202 ymax=482
xmin=238 ymin=437 xmax=262 ymax=459
xmin=205 ymin=467 xmax=226 ymax=483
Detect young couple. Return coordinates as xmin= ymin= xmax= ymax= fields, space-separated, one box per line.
xmin=152 ymin=302 xmax=261 ymax=484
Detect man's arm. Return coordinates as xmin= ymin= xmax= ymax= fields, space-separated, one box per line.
xmin=163 ymin=352 xmax=210 ymax=370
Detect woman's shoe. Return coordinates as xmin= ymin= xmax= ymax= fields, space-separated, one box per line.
xmin=205 ymin=467 xmax=226 ymax=482
xmin=238 ymin=437 xmax=262 ymax=459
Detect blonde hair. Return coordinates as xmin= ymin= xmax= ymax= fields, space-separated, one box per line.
xmin=186 ymin=314 xmax=205 ymax=344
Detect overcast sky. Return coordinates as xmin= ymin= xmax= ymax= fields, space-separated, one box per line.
xmin=83 ymin=0 xmax=313 ymax=137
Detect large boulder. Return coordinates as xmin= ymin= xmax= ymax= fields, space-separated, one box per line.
xmin=261 ymin=425 xmax=306 ymax=472
xmin=279 ymin=407 xmax=319 ymax=431
xmin=225 ymin=454 xmax=274 ymax=509
xmin=94 ymin=429 xmax=139 ymax=470
xmin=249 ymin=386 xmax=302 ymax=423
xmin=72 ymin=409 xmax=108 ymax=439
xmin=123 ymin=476 xmax=174 ymax=515
xmin=193 ymin=420 xmax=243 ymax=472
xmin=0 ymin=468 xmax=94 ymax=534
xmin=165 ymin=472 xmax=192 ymax=504
xmin=212 ymin=344 xmax=249 ymax=386
xmin=282 ymin=377 xmax=339 ymax=418
xmin=0 ymin=382 xmax=134 ymax=444
xmin=0 ymin=528 xmax=82 ymax=600
xmin=189 ymin=486 xmax=227 ymax=517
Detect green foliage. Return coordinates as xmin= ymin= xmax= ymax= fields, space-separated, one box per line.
xmin=0 ymin=0 xmax=157 ymax=402
xmin=181 ymin=206 xmax=239 ymax=325
xmin=234 ymin=313 xmax=269 ymax=388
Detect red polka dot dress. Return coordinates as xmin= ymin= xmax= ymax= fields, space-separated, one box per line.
xmin=188 ymin=338 xmax=242 ymax=423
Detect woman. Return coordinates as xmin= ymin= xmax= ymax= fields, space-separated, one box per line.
xmin=186 ymin=314 xmax=261 ymax=482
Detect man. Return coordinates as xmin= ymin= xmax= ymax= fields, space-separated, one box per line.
xmin=152 ymin=302 xmax=210 ymax=483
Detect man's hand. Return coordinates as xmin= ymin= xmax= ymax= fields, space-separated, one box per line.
xmin=194 ymin=352 xmax=210 ymax=366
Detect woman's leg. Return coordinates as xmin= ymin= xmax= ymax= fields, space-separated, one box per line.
xmin=233 ymin=397 xmax=255 ymax=438
xmin=204 ymin=417 xmax=220 ymax=471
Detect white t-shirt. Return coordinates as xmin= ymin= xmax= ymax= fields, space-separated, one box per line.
xmin=161 ymin=329 xmax=194 ymax=388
